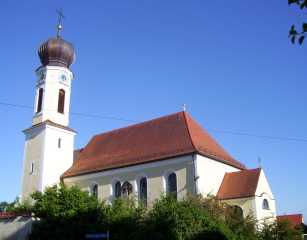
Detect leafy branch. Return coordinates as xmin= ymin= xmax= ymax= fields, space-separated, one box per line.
xmin=289 ymin=0 xmax=307 ymax=44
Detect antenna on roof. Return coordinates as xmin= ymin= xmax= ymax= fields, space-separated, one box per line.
xmin=182 ymin=104 xmax=186 ymax=112
xmin=258 ymin=157 xmax=261 ymax=168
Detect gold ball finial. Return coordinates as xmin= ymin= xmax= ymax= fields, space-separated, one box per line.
xmin=57 ymin=25 xmax=62 ymax=30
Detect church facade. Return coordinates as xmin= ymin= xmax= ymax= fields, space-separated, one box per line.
xmin=20 ymin=23 xmax=276 ymax=222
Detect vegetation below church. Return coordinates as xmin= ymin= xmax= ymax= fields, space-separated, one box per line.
xmin=13 ymin=183 xmax=302 ymax=240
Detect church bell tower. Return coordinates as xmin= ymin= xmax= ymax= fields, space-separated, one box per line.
xmin=20 ymin=12 xmax=77 ymax=200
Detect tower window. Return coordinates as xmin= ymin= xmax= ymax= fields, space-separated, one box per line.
xmin=58 ymin=138 xmax=61 ymax=148
xmin=57 ymin=89 xmax=65 ymax=114
xmin=30 ymin=162 xmax=34 ymax=175
xmin=37 ymin=88 xmax=43 ymax=113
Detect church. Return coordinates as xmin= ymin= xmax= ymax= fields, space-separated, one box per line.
xmin=20 ymin=20 xmax=276 ymax=222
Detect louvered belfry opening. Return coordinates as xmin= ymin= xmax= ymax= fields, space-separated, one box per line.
xmin=57 ymin=89 xmax=65 ymax=114
xmin=37 ymin=88 xmax=43 ymax=113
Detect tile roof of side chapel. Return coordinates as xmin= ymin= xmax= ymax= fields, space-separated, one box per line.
xmin=217 ymin=168 xmax=262 ymax=199
xmin=61 ymin=112 xmax=246 ymax=178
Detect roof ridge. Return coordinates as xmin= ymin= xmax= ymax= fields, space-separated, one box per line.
xmin=182 ymin=111 xmax=197 ymax=152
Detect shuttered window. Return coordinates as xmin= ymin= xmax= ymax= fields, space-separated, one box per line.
xmin=37 ymin=88 xmax=43 ymax=113
xmin=57 ymin=89 xmax=65 ymax=113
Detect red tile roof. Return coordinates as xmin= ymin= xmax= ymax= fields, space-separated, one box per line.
xmin=217 ymin=168 xmax=261 ymax=199
xmin=61 ymin=112 xmax=246 ymax=178
xmin=277 ymin=214 xmax=304 ymax=228
xmin=0 ymin=211 xmax=33 ymax=219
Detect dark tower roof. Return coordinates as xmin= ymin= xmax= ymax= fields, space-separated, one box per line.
xmin=38 ymin=25 xmax=75 ymax=68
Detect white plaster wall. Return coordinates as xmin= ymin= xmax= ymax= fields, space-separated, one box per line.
xmin=0 ymin=217 xmax=33 ymax=240
xmin=195 ymin=155 xmax=241 ymax=195
xmin=253 ymin=170 xmax=276 ymax=221
xmin=21 ymin=124 xmax=76 ymax=200
xmin=40 ymin=125 xmax=76 ymax=190
xmin=64 ymin=155 xmax=194 ymax=203
xmin=20 ymin=126 xmax=45 ymax=199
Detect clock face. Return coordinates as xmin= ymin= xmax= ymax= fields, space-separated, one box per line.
xmin=37 ymin=70 xmax=46 ymax=84
xmin=58 ymin=71 xmax=70 ymax=86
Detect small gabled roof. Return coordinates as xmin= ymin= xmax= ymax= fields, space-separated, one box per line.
xmin=217 ymin=168 xmax=261 ymax=199
xmin=62 ymin=112 xmax=246 ymax=178
xmin=23 ymin=119 xmax=77 ymax=133
xmin=277 ymin=214 xmax=304 ymax=228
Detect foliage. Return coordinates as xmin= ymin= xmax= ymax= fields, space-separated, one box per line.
xmin=21 ymin=184 xmax=303 ymax=240
xmin=143 ymin=192 xmax=214 ymax=240
xmin=0 ymin=201 xmax=8 ymax=213
xmin=9 ymin=197 xmax=33 ymax=212
xmin=288 ymin=0 xmax=307 ymax=44
xmin=27 ymin=182 xmax=104 ymax=240
xmin=295 ymin=222 xmax=307 ymax=233
xmin=258 ymin=216 xmax=302 ymax=240
xmin=98 ymin=196 xmax=147 ymax=240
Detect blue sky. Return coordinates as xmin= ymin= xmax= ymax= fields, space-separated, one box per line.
xmin=0 ymin=1 xmax=306 ymax=220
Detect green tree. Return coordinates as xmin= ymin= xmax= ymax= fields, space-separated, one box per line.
xmin=27 ymin=183 xmax=104 ymax=240
xmin=19 ymin=183 xmax=303 ymax=240
xmin=0 ymin=201 xmax=8 ymax=212
xmin=295 ymin=222 xmax=307 ymax=234
xmin=288 ymin=0 xmax=307 ymax=44
xmin=259 ymin=217 xmax=302 ymax=240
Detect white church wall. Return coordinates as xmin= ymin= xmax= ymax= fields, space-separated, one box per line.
xmin=64 ymin=155 xmax=195 ymax=203
xmin=223 ymin=197 xmax=255 ymax=218
xmin=40 ymin=125 xmax=75 ymax=191
xmin=253 ymin=170 xmax=276 ymax=221
xmin=253 ymin=193 xmax=276 ymax=221
xmin=195 ymin=154 xmax=241 ymax=196
xmin=20 ymin=126 xmax=45 ymax=200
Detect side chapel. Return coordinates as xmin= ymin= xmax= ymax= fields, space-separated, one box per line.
xmin=20 ymin=20 xmax=276 ymax=222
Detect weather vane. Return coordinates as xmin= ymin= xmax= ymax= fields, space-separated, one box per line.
xmin=56 ymin=9 xmax=65 ymax=38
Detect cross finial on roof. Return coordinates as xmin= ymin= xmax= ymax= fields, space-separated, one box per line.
xmin=56 ymin=9 xmax=65 ymax=38
xmin=258 ymin=157 xmax=261 ymax=168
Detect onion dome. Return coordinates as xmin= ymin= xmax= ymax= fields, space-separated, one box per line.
xmin=38 ymin=25 xmax=75 ymax=68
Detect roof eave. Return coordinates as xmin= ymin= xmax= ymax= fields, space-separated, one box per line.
xmin=61 ymin=152 xmax=195 ymax=179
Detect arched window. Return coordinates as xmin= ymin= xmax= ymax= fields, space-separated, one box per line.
xmin=230 ymin=205 xmax=244 ymax=219
xmin=88 ymin=181 xmax=98 ymax=198
xmin=110 ymin=178 xmax=122 ymax=203
xmin=115 ymin=181 xmax=121 ymax=198
xmin=37 ymin=88 xmax=43 ymax=113
xmin=122 ymin=181 xmax=133 ymax=199
xmin=93 ymin=184 xmax=98 ymax=199
xmin=57 ymin=89 xmax=65 ymax=114
xmin=168 ymin=173 xmax=177 ymax=200
xmin=262 ymin=199 xmax=269 ymax=210
xmin=140 ymin=177 xmax=147 ymax=206
xmin=58 ymin=138 xmax=61 ymax=148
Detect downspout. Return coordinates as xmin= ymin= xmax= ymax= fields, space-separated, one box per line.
xmin=192 ymin=153 xmax=199 ymax=195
